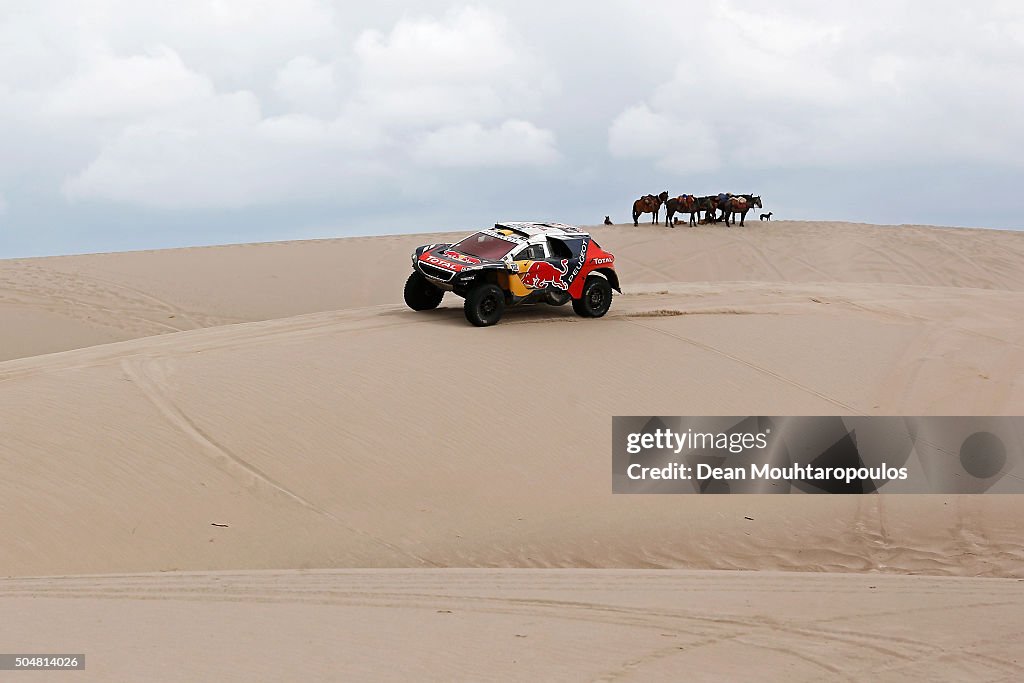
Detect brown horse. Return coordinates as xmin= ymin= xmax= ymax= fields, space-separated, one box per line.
xmin=664 ymin=194 xmax=699 ymax=227
xmin=722 ymin=194 xmax=762 ymax=227
xmin=632 ymin=191 xmax=668 ymax=226
xmin=696 ymin=196 xmax=719 ymax=223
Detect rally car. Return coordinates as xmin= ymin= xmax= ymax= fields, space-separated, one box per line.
xmin=404 ymin=222 xmax=621 ymax=326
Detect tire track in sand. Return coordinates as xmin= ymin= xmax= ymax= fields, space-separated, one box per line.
xmin=619 ymin=318 xmax=865 ymax=414
xmin=119 ymin=356 xmax=440 ymax=568
xmin=19 ymin=262 xmax=207 ymax=330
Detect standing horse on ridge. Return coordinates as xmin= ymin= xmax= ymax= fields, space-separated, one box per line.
xmin=720 ymin=193 xmax=762 ymax=227
xmin=664 ymin=194 xmax=699 ymax=227
xmin=632 ymin=191 xmax=669 ymax=226
xmin=696 ymin=196 xmax=718 ymax=223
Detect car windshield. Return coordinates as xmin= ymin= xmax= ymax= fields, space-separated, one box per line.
xmin=451 ymin=232 xmax=518 ymax=260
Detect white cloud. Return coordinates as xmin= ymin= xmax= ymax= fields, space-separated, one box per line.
xmin=45 ymin=47 xmax=214 ymax=120
xmin=89 ymin=0 xmax=341 ymax=86
xmin=355 ymin=8 xmax=518 ymax=85
xmin=413 ymin=120 xmax=560 ymax=167
xmin=62 ymin=91 xmax=395 ymax=209
xmin=607 ymin=1 xmax=1024 ymax=171
xmin=608 ymin=105 xmax=718 ymax=171
xmin=272 ymin=56 xmax=339 ymax=115
xmin=347 ymin=7 xmax=555 ymax=127
xmin=3 ymin=0 xmax=1024 ymax=254
xmin=40 ymin=4 xmax=559 ymax=209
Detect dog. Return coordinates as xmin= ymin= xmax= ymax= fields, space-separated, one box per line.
xmin=759 ymin=212 xmax=773 ymax=221
xmin=604 ymin=216 xmax=613 ymax=225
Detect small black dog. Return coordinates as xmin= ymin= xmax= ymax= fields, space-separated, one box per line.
xmin=759 ymin=212 xmax=773 ymax=221
xmin=604 ymin=216 xmax=613 ymax=225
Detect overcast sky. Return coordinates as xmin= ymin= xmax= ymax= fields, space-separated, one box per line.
xmin=1 ymin=1 xmax=1022 ymax=256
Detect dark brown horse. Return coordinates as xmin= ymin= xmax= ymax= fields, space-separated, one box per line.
xmin=664 ymin=194 xmax=699 ymax=227
xmin=632 ymin=191 xmax=668 ymax=226
xmin=695 ymin=195 xmax=718 ymax=223
xmin=721 ymin=194 xmax=763 ymax=227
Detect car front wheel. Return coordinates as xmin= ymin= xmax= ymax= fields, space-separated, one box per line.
xmin=572 ymin=276 xmax=613 ymax=318
xmin=464 ymin=283 xmax=505 ymax=327
xmin=404 ymin=271 xmax=444 ymax=311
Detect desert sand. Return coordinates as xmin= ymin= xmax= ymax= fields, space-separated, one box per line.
xmin=3 ymin=570 xmax=1023 ymax=682
xmin=2 ymin=219 xmax=1023 ymax=680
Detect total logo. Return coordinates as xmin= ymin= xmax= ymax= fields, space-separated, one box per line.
xmin=593 ymin=256 xmax=613 ymax=265
xmin=425 ymin=255 xmax=459 ymax=271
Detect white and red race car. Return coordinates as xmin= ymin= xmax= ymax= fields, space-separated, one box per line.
xmin=404 ymin=222 xmax=621 ymax=326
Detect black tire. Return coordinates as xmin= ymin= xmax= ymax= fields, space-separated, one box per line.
xmin=572 ymin=276 xmax=613 ymax=318
xmin=464 ymin=283 xmax=505 ymax=327
xmin=545 ymin=290 xmax=571 ymax=306
xmin=404 ymin=271 xmax=444 ymax=311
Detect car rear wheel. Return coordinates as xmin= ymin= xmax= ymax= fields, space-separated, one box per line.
xmin=404 ymin=271 xmax=444 ymax=311
xmin=572 ymin=276 xmax=613 ymax=318
xmin=464 ymin=283 xmax=505 ymax=327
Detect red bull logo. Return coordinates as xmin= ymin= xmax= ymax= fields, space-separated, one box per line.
xmin=520 ymin=259 xmax=569 ymax=290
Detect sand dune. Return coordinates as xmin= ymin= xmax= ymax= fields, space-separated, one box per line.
xmin=2 ymin=288 xmax=1023 ymax=577
xmin=0 ymin=232 xmax=469 ymax=361
xmin=2 ymin=220 xmax=1023 ymax=578
xmin=2 ymin=220 xmax=1024 ymax=680
xmin=3 ymin=220 xmax=1023 ymax=362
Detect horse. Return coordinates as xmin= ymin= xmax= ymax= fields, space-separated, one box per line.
xmin=760 ymin=212 xmax=772 ymax=221
xmin=604 ymin=216 xmax=613 ymax=225
xmin=664 ymin=194 xmax=699 ymax=227
xmin=632 ymin=191 xmax=668 ymax=226
xmin=715 ymin=193 xmax=733 ymax=223
xmin=741 ymin=195 xmax=763 ymax=225
xmin=720 ymin=193 xmax=762 ymax=227
xmin=696 ymin=196 xmax=718 ymax=223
